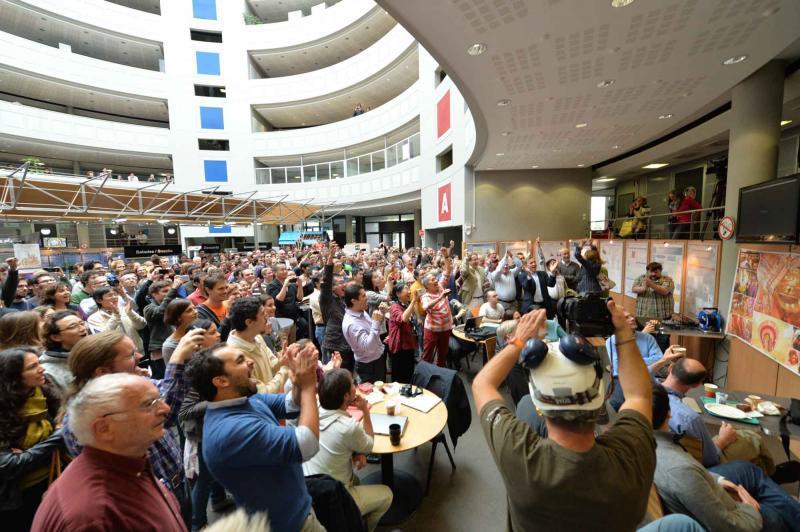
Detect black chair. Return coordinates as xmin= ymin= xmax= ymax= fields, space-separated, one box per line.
xmin=446 ymin=334 xmax=477 ymax=370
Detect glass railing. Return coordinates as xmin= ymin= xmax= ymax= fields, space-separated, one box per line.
xmin=255 ymin=132 xmax=420 ymax=185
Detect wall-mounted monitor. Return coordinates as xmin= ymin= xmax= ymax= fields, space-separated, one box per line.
xmin=42 ymin=237 xmax=67 ymax=248
xmin=736 ymin=174 xmax=800 ymax=244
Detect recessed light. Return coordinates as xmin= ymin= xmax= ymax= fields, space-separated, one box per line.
xmin=496 ymin=99 xmax=512 ymax=107
xmin=658 ymin=114 xmax=673 ymax=120
xmin=781 ymin=120 xmax=792 ymax=126
xmin=597 ymin=79 xmax=615 ymax=88
xmin=723 ymin=55 xmax=748 ymax=65
xmin=575 ymin=123 xmax=588 ymax=128
xmin=487 ymin=167 xmax=494 ymax=170
xmin=501 ymin=131 xmax=511 ymax=136
xmin=596 ymin=177 xmax=615 ymax=182
xmin=496 ymin=153 xmax=505 ymax=156
xmin=642 ymin=163 xmax=669 ymax=169
xmin=611 ymin=145 xmax=620 ymax=149
xmin=611 ymin=0 xmax=635 ymax=6
xmin=577 ymin=164 xmax=585 ymax=167
xmin=531 ymin=165 xmax=539 ymax=169
xmin=467 ymin=43 xmax=487 ymax=56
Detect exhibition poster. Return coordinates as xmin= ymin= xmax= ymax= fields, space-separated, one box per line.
xmin=727 ymin=249 xmax=800 ymax=375
xmin=599 ymin=240 xmax=623 ymax=294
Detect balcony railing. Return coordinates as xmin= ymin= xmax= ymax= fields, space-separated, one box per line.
xmin=255 ymin=132 xmax=420 ymax=185
xmin=590 ymin=206 xmax=725 ymax=241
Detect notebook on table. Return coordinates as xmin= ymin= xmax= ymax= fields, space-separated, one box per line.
xmin=370 ymin=413 xmax=408 ymax=436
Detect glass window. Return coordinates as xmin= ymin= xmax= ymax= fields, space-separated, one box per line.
xmin=400 ymin=213 xmax=415 ymax=221
xmin=330 ymin=161 xmax=344 ymax=179
xmin=359 ymin=155 xmax=371 ymax=174
xmin=194 ymin=85 xmax=226 ymax=97
xmin=410 ymin=134 xmax=421 ymax=158
xmin=365 ymin=223 xmax=380 ymax=232
xmin=303 ymin=165 xmax=316 ymax=182
xmin=366 ymin=233 xmax=380 ymax=248
xmin=271 ymin=168 xmax=286 ymax=184
xmin=287 ymin=167 xmax=302 ymax=184
xmin=199 ymin=107 xmax=224 ymax=129
xmin=192 ymin=0 xmax=217 ymax=20
xmin=386 ymin=144 xmax=398 ymax=167
xmin=196 ymin=52 xmax=221 ymax=75
xmin=255 ymin=168 xmax=268 ymax=184
xmin=590 ymin=196 xmax=608 ymax=231
xmin=203 ymin=160 xmax=227 ymax=182
xmin=346 ymin=157 xmax=358 ymax=177
xmin=318 ymin=163 xmax=330 ymax=181
xmin=372 ymin=150 xmax=385 ymax=171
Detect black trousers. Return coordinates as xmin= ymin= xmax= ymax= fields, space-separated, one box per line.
xmin=390 ymin=348 xmax=416 ymax=384
xmin=355 ymin=353 xmax=386 ymax=384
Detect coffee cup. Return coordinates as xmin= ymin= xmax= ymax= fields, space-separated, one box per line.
xmin=374 ymin=381 xmax=385 ymax=392
xmin=386 ymin=400 xmax=396 ymax=416
xmin=703 ymin=383 xmax=718 ymax=398
xmin=673 ymin=347 xmax=687 ymax=357
xmin=389 ymin=423 xmax=402 ymax=446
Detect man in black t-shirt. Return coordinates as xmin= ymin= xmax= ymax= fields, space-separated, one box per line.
xmin=267 ymin=263 xmax=308 ymax=341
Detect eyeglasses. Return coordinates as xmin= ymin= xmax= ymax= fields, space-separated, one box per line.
xmin=102 ymin=393 xmax=166 ymax=418
xmin=58 ymin=322 xmax=86 ymax=332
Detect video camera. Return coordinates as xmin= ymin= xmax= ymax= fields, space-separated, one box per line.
xmin=557 ymin=294 xmax=614 ymax=337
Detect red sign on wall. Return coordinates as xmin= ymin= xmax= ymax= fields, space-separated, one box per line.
xmin=438 ymin=183 xmax=451 ymax=222
xmin=437 ymin=90 xmax=450 ymax=138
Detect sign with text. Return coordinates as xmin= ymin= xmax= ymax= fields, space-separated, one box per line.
xmin=123 ymin=244 xmax=183 ymax=258
xmin=438 ymin=183 xmax=451 ymax=222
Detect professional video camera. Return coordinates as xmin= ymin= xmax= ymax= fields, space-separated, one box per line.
xmin=557 ymin=294 xmax=614 ymax=337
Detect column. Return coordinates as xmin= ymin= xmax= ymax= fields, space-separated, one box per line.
xmin=413 ymin=208 xmax=422 ymax=247
xmin=345 ymin=215 xmax=354 ymax=243
xmin=76 ymin=222 xmax=91 ymax=248
xmin=718 ymin=60 xmax=785 ymax=317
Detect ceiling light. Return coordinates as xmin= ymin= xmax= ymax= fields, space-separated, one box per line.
xmin=157 ymin=219 xmax=170 ymax=224
xmin=467 ymin=43 xmax=487 ymax=56
xmin=597 ymin=79 xmax=615 ymax=88
xmin=642 ymin=163 xmax=669 ymax=169
xmin=575 ymin=123 xmax=588 ymax=128
xmin=532 ymin=165 xmax=539 ymax=169
xmin=167 ymin=228 xmax=176 ymax=235
xmin=109 ymin=229 xmax=118 ymax=235
xmin=501 ymin=131 xmax=511 ymax=136
xmin=114 ymin=218 xmax=128 ymax=223
xmin=496 ymin=99 xmax=512 ymax=107
xmin=611 ymin=0 xmax=635 ymax=6
xmin=663 ymin=242 xmax=670 ymax=247
xmin=781 ymin=120 xmax=792 ymax=126
xmin=496 ymin=153 xmax=505 ymax=156
xmin=40 ymin=228 xmax=51 ymax=235
xmin=596 ymin=177 xmax=615 ymax=182
xmin=577 ymin=164 xmax=585 ymax=167
xmin=723 ymin=55 xmax=748 ymax=65
xmin=611 ymin=145 xmax=620 ymax=149
xmin=658 ymin=114 xmax=673 ymax=120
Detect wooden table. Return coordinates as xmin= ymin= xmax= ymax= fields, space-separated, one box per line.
xmin=658 ymin=326 xmax=725 ymax=376
xmin=363 ymin=386 xmax=448 ymax=525
xmin=451 ymin=325 xmax=496 ymax=361
xmin=687 ymin=387 xmax=800 ymax=458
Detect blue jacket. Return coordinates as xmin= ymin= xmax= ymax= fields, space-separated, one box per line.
xmin=203 ymin=394 xmax=309 ymax=532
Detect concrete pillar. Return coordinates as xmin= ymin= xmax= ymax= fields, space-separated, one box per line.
xmin=413 ymin=208 xmax=422 ymax=247
xmin=76 ymin=223 xmax=91 ymax=248
xmin=345 ymin=215 xmax=354 ymax=243
xmin=719 ymin=60 xmax=785 ymax=317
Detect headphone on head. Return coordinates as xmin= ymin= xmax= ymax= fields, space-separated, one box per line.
xmin=519 ymin=334 xmax=603 ymax=379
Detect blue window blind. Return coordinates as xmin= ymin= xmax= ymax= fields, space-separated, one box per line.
xmin=209 ymin=225 xmax=232 ymax=234
xmin=204 ymin=160 xmax=228 ymax=182
xmin=196 ymin=52 xmax=220 ymax=75
xmin=192 ymin=0 xmax=217 ymax=20
xmin=199 ymin=107 xmax=224 ymax=129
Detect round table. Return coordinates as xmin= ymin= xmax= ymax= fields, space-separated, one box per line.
xmin=363 ymin=385 xmax=448 ymax=525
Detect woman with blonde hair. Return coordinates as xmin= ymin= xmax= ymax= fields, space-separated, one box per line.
xmin=0 ymin=311 xmax=44 ymax=351
xmin=573 ymin=239 xmax=603 ymax=295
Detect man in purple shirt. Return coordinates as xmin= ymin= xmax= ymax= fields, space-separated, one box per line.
xmin=33 ymin=373 xmax=186 ymax=532
xmin=342 ymin=283 xmax=386 ymax=383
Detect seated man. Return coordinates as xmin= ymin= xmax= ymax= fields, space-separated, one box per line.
xmin=32 ymin=373 xmax=185 ymax=532
xmin=605 ymin=309 xmax=683 ymax=410
xmin=186 ymin=341 xmax=323 ymax=532
xmin=479 ymin=290 xmax=505 ymax=321
xmin=473 ymin=305 xmax=657 ymax=530
xmin=652 ymin=383 xmax=800 ymax=532
xmin=303 ymin=369 xmax=392 ymax=531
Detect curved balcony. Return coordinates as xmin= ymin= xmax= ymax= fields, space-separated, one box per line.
xmin=259 ymin=154 xmax=422 ymax=204
xmin=245 ymin=0 xmax=342 ymax=25
xmin=247 ymin=1 xmax=395 ymax=78
xmin=0 ymin=100 xmax=170 ymax=153
xmin=252 ymin=83 xmax=419 ymax=157
xmin=255 ymin=132 xmax=420 ymax=185
xmin=247 ymin=24 xmax=415 ymax=107
xmin=0 ymin=31 xmax=167 ymax=99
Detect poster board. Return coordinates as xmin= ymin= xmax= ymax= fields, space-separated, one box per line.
xmin=464 ymin=241 xmax=497 ymax=257
xmin=684 ymin=242 xmax=720 ymax=319
xmin=624 ymin=241 xmax=649 ymax=298
xmin=650 ymin=241 xmax=685 ymax=314
xmin=498 ymin=241 xmax=530 ymax=259
xmin=13 ymin=243 xmax=42 ymax=271
xmin=727 ymin=249 xmax=800 ymax=375
xmin=538 ymin=241 xmax=570 ymax=265
xmin=599 ymin=240 xmax=624 ymax=294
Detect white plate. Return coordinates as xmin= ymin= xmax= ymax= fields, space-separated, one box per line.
xmin=705 ymin=403 xmax=747 ymax=420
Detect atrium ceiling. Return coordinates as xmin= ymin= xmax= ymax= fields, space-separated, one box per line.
xmin=379 ymin=0 xmax=800 ymax=171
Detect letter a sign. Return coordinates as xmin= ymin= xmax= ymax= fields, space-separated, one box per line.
xmin=438 ymin=183 xmax=451 ymax=222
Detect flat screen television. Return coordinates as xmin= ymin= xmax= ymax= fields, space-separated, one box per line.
xmin=736 ymin=174 xmax=800 ymax=243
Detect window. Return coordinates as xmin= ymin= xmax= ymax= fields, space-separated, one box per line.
xmin=192 ymin=0 xmax=217 ymax=20
xmin=203 ymin=160 xmax=228 ymax=182
xmin=199 ymin=107 xmax=224 ymax=129
xmin=190 ymin=30 xmax=222 ymax=43
xmin=590 ymin=196 xmax=608 ymax=231
xmin=194 ymin=85 xmax=226 ymax=98
xmin=198 ymin=139 xmax=229 ymax=151
xmin=196 ymin=52 xmax=221 ymax=75
xmin=436 ymin=146 xmax=453 ymax=173
xmin=435 ymin=67 xmax=448 ymax=87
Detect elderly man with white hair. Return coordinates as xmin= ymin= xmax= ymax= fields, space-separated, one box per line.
xmin=32 ymin=373 xmax=186 ymax=532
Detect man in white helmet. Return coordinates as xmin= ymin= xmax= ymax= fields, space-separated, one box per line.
xmin=473 ymin=304 xmax=655 ymax=531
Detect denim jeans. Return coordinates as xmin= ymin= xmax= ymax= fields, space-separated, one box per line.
xmin=314 ymin=324 xmax=326 ymax=361
xmin=710 ymin=461 xmax=800 ymax=532
xmin=638 ymin=514 xmax=703 ymax=532
xmin=191 ymin=442 xmax=226 ymax=530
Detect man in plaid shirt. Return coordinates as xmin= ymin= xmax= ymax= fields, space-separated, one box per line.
xmin=632 ymin=262 xmax=675 ymax=321
xmin=61 ymin=329 xmax=205 ymax=521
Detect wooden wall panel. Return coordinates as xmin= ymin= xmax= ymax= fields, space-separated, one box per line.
xmin=726 ymin=337 xmax=779 ymax=395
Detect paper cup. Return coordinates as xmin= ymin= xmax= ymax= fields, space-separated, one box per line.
xmin=673 ymin=347 xmax=687 ymax=357
xmin=385 ymin=400 xmax=396 ymax=416
xmin=703 ymin=383 xmax=718 ymax=398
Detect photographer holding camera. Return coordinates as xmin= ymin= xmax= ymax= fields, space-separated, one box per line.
xmin=473 ymin=302 xmax=655 ymax=531
xmin=632 ymin=262 xmax=674 ymax=322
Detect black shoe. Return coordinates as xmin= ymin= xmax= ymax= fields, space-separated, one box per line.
xmin=771 ymin=460 xmax=800 ymax=484
xmin=211 ymin=496 xmax=235 ymax=513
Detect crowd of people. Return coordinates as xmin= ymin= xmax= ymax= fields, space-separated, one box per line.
xmin=0 ymin=238 xmax=797 ymax=532
xmin=621 ymin=186 xmax=705 ymax=239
